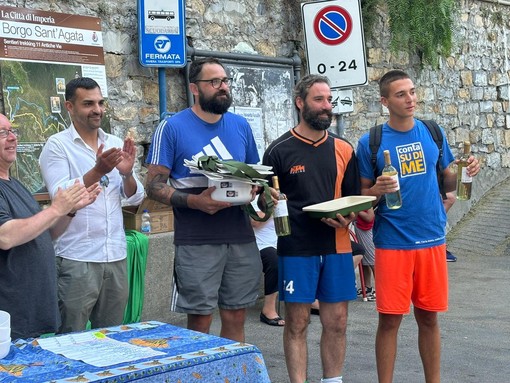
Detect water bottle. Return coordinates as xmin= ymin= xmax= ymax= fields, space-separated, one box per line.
xmin=141 ymin=209 xmax=151 ymax=234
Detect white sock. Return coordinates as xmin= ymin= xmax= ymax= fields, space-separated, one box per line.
xmin=321 ymin=377 xmax=343 ymax=383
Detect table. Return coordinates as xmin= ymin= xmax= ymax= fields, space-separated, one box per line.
xmin=0 ymin=321 xmax=271 ymax=382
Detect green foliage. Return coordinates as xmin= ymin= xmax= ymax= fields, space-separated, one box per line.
xmin=361 ymin=0 xmax=380 ymax=41
xmin=489 ymin=11 xmax=504 ymax=27
xmin=386 ymin=0 xmax=457 ymax=67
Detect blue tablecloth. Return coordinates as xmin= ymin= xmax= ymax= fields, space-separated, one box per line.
xmin=0 ymin=321 xmax=271 ymax=382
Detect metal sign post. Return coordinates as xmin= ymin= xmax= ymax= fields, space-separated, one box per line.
xmin=302 ymin=0 xmax=367 ymax=89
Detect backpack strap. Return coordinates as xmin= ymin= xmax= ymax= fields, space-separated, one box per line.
xmin=421 ymin=120 xmax=447 ymax=200
xmin=421 ymin=119 xmax=443 ymax=153
xmin=368 ymin=124 xmax=383 ymax=181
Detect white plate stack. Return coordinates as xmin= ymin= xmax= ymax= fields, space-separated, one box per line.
xmin=0 ymin=310 xmax=11 ymax=359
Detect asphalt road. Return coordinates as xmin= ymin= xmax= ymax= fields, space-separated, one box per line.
xmin=173 ymin=177 xmax=510 ymax=382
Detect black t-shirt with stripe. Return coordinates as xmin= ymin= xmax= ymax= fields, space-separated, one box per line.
xmin=263 ymin=128 xmax=360 ymax=256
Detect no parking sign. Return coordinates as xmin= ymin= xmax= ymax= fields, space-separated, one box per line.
xmin=302 ymin=0 xmax=367 ymax=89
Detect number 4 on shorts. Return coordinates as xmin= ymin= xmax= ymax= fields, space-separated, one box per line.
xmin=285 ymin=280 xmax=295 ymax=294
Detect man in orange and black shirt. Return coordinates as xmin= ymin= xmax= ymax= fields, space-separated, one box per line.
xmin=263 ymin=74 xmax=360 ymax=383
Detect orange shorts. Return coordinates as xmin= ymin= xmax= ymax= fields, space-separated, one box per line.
xmin=375 ymin=245 xmax=448 ymax=314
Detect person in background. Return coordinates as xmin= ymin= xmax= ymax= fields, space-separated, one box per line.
xmin=250 ymin=205 xmax=285 ymax=326
xmin=145 ymin=57 xmax=261 ymax=342
xmin=356 ymin=69 xmax=480 ymax=383
xmin=443 ymin=192 xmax=457 ymax=262
xmin=0 ymin=113 xmax=99 ymax=340
xmin=354 ymin=208 xmax=376 ymax=301
xmin=39 ymin=77 xmax=145 ymax=333
xmin=263 ymin=74 xmax=360 ymax=383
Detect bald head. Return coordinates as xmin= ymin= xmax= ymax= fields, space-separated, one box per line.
xmin=0 ymin=113 xmax=17 ymax=176
xmin=0 ymin=114 xmax=11 ymax=129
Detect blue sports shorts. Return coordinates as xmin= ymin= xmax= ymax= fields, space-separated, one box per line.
xmin=278 ymin=253 xmax=357 ymax=303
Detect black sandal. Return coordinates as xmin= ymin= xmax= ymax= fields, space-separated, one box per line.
xmin=260 ymin=312 xmax=285 ymax=326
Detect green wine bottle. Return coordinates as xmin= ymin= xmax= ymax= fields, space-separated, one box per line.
xmin=272 ymin=176 xmax=291 ymax=236
xmin=456 ymin=141 xmax=472 ymax=201
xmin=382 ymin=150 xmax=402 ymax=209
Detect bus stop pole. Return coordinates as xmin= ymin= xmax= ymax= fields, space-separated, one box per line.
xmin=158 ymin=67 xmax=167 ymax=121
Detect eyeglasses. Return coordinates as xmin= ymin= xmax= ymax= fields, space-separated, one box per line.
xmin=0 ymin=129 xmax=19 ymax=139
xmin=195 ymin=77 xmax=233 ymax=89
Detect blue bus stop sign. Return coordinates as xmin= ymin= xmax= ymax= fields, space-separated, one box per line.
xmin=138 ymin=0 xmax=186 ymax=67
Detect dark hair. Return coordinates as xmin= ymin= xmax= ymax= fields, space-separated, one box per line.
xmin=65 ymin=77 xmax=100 ymax=101
xmin=293 ymin=74 xmax=330 ymax=109
xmin=379 ymin=70 xmax=410 ymax=98
xmin=189 ymin=57 xmax=226 ymax=83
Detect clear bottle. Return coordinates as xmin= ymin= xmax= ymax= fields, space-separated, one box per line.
xmin=382 ymin=150 xmax=402 ymax=209
xmin=141 ymin=209 xmax=152 ymax=234
xmin=272 ymin=176 xmax=291 ymax=236
xmin=456 ymin=141 xmax=472 ymax=201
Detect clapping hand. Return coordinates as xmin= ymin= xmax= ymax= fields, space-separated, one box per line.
xmin=53 ymin=180 xmax=101 ymax=216
xmin=116 ymin=137 xmax=136 ymax=177
xmin=72 ymin=182 xmax=101 ymax=212
xmin=95 ymin=144 xmax=123 ymax=174
xmin=52 ymin=182 xmax=88 ymax=216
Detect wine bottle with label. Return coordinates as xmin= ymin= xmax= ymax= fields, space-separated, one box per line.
xmin=272 ymin=176 xmax=291 ymax=236
xmin=456 ymin=141 xmax=473 ymax=200
xmin=382 ymin=150 xmax=402 ymax=209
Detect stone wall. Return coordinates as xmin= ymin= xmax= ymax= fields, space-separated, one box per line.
xmin=2 ymin=0 xmax=510 ymax=222
xmin=3 ymin=0 xmax=507 ymax=325
xmin=347 ymin=0 xmax=510 ymax=223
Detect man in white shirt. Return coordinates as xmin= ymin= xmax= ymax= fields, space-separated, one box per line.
xmin=39 ymin=77 xmax=145 ymax=333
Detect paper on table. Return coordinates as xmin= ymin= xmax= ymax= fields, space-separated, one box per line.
xmin=37 ymin=331 xmax=165 ymax=367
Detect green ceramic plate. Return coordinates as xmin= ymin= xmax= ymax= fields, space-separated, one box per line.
xmin=303 ymin=196 xmax=376 ymax=219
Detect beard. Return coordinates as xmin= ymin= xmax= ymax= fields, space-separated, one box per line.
xmin=302 ymin=102 xmax=333 ymax=131
xmin=198 ymin=88 xmax=233 ymax=115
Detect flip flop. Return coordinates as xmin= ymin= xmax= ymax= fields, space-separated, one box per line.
xmin=260 ymin=312 xmax=285 ymax=326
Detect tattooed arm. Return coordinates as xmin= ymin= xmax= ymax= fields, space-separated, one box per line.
xmin=145 ymin=164 xmax=231 ymax=214
xmin=145 ymin=164 xmax=174 ymax=206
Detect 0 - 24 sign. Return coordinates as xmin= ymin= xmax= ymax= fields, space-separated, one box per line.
xmin=316 ymin=59 xmax=358 ymax=76
xmin=302 ymin=0 xmax=367 ymax=89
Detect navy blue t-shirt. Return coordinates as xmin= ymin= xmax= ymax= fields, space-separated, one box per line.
xmin=0 ymin=178 xmax=60 ymax=339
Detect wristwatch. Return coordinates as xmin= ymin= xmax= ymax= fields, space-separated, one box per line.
xmin=120 ymin=170 xmax=133 ymax=179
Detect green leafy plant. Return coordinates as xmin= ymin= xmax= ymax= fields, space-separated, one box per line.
xmin=385 ymin=0 xmax=457 ymax=67
xmin=361 ymin=0 xmax=381 ymax=42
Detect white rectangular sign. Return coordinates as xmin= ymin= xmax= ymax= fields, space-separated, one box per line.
xmin=332 ymin=88 xmax=354 ymax=114
xmin=302 ymin=0 xmax=367 ymax=89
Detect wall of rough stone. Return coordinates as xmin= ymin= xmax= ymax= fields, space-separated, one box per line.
xmin=2 ymin=0 xmax=510 ymax=223
xmin=347 ymin=0 xmax=510 ymax=224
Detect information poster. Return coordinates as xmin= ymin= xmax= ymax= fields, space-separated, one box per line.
xmin=0 ymin=6 xmax=107 ymax=194
xmin=226 ymin=63 xmax=297 ymax=159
